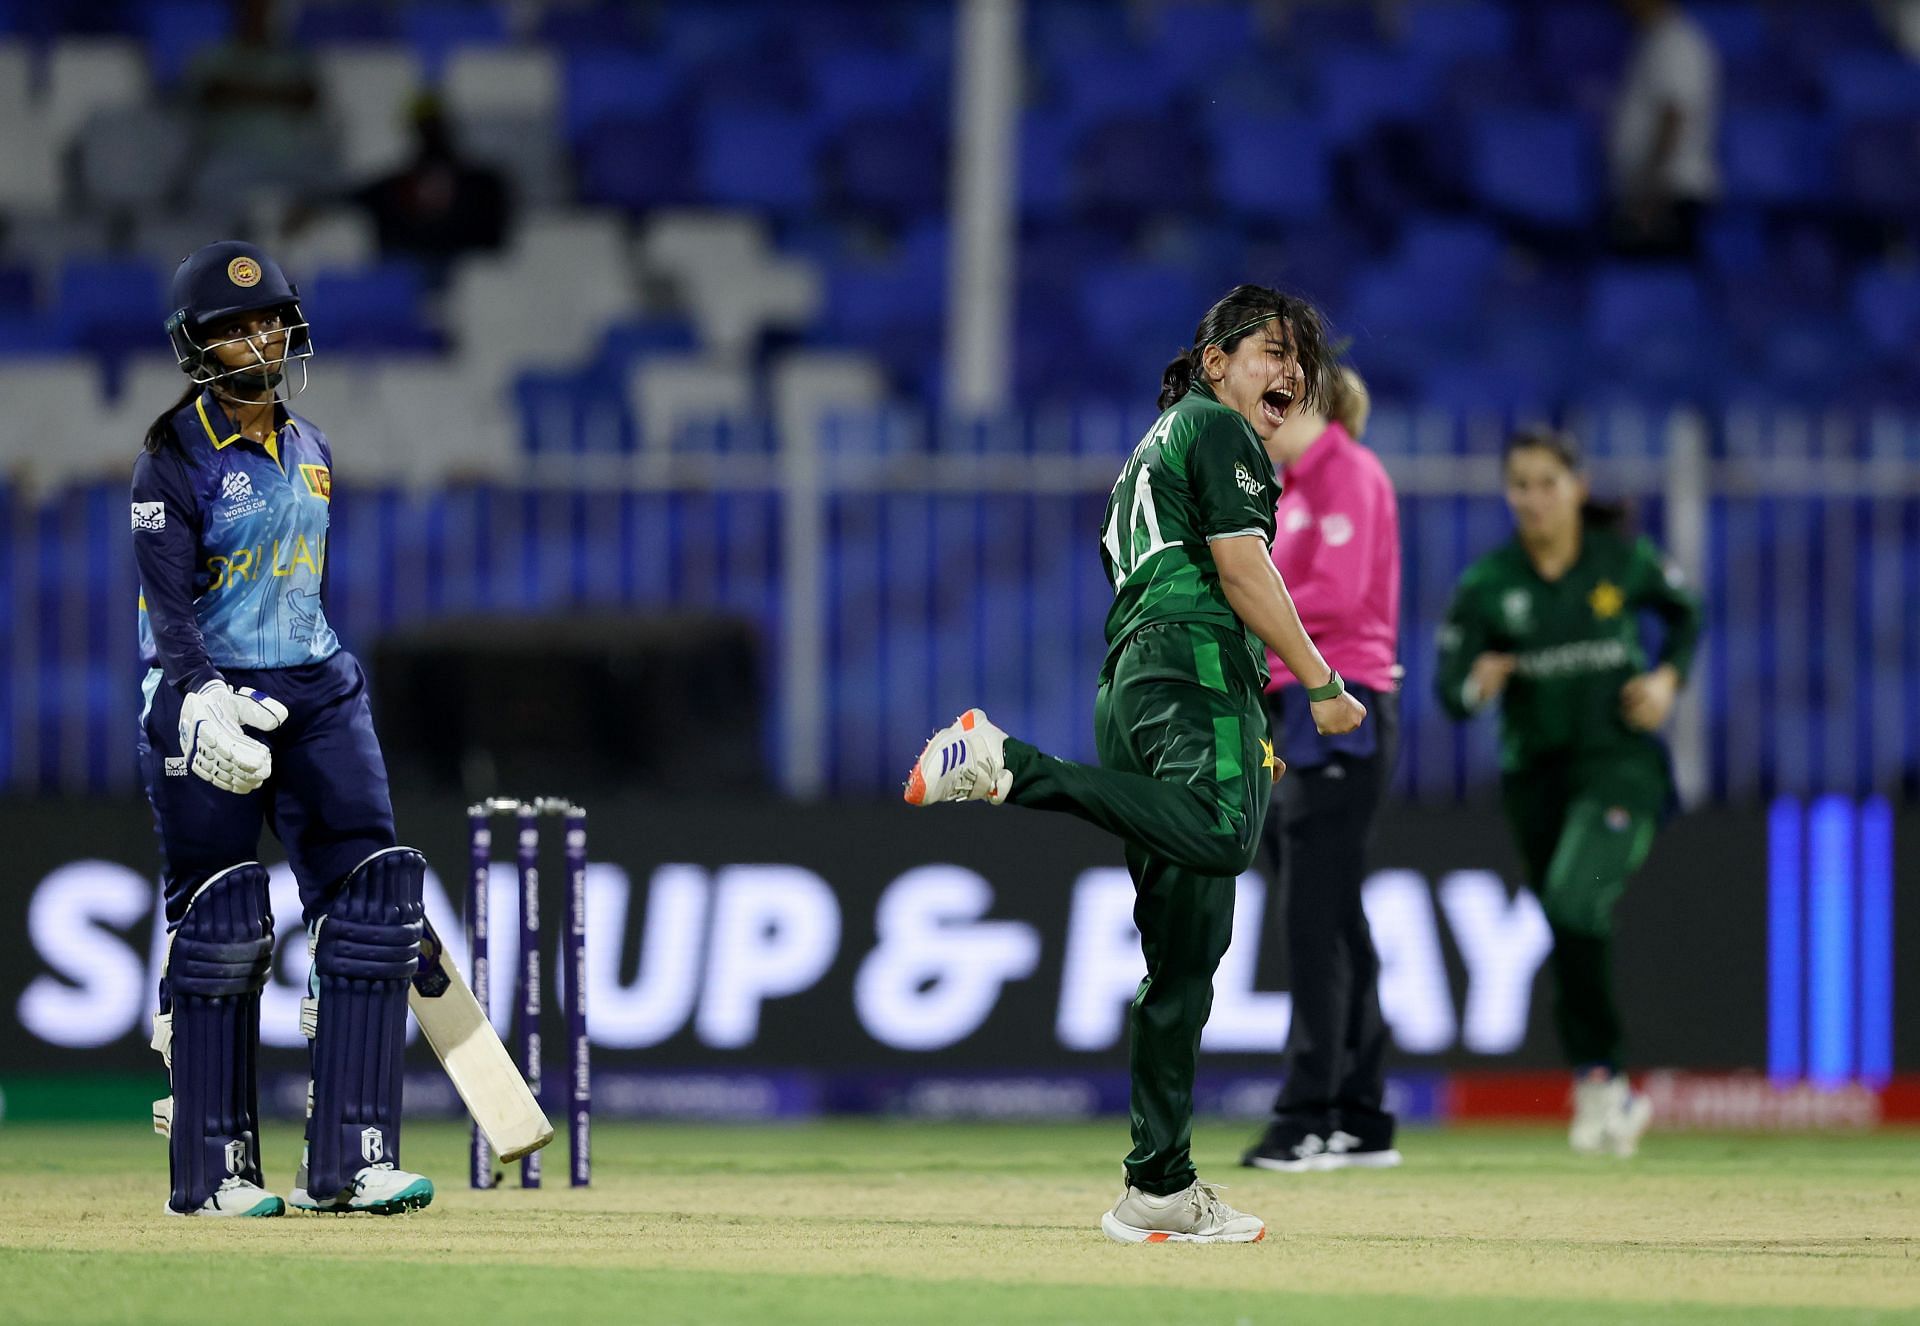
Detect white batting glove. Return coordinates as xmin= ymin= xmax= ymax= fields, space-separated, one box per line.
xmin=178 ymin=680 xmax=287 ymax=794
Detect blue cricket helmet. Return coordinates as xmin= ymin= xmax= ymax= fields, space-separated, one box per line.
xmin=165 ymin=239 xmax=313 ymax=396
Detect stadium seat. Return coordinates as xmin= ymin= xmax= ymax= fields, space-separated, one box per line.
xmin=73 ymin=106 xmax=192 ymax=212
xmin=292 ymin=3 xmax=400 ymax=45
xmin=1076 ymin=262 xmax=1205 ymax=357
xmin=1398 ymin=0 xmax=1516 ymax=63
xmin=445 ymin=48 xmax=559 ymax=124
xmin=305 ymin=261 xmax=437 ymax=352
xmin=0 ymin=39 xmax=28 ymax=121
xmin=461 ymin=112 xmax=569 ymax=209
xmin=1820 ymin=52 xmax=1920 ymax=124
xmin=697 ymin=106 xmax=825 ymax=215
xmin=824 ymin=110 xmax=947 ymax=222
xmin=372 ymin=360 xmax=517 ymax=479
xmin=575 ymin=114 xmax=693 ymax=213
xmin=317 ymin=46 xmax=424 ymax=178
xmin=562 ymin=52 xmax=682 ymax=144
xmin=627 ymin=354 xmax=756 ymax=451
xmin=138 ymin=0 xmax=229 ymax=85
xmin=397 ymin=4 xmax=509 ymax=80
xmin=1048 ymin=42 xmax=1189 ymax=129
xmin=55 ymin=257 xmax=165 ymax=357
xmin=274 ymin=208 xmax=378 ymax=277
xmin=1315 ymin=51 xmax=1439 ymax=147
xmin=0 ymin=357 xmax=114 ymax=483
xmin=806 ymin=46 xmax=941 ymax=128
xmin=1587 ymin=266 xmax=1705 ymax=353
xmin=1838 ymin=119 xmax=1920 ymax=219
xmin=0 ymin=114 xmax=59 ymax=211
xmin=1468 ymin=111 xmax=1597 ymax=227
xmin=1721 ymin=110 xmax=1832 ymax=206
xmin=1210 ymin=116 xmax=1331 ymax=222
xmin=44 ymin=39 xmax=149 ymax=147
xmin=1852 ymin=267 xmax=1920 ymax=360
xmin=1074 ymin=115 xmax=1209 ymax=220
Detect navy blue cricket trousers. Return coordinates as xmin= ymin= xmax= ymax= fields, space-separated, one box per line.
xmin=139 ymin=649 xmax=398 ymax=927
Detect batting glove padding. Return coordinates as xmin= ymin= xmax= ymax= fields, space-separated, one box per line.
xmin=178 ymin=680 xmax=288 ymax=794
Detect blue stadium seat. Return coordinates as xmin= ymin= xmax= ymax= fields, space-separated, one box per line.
xmin=1468 ymin=111 xmax=1597 ymax=226
xmin=1077 ymin=262 xmax=1205 ymax=357
xmin=1049 ymin=42 xmax=1188 ymax=129
xmin=698 ymin=107 xmax=824 ymax=214
xmin=1852 ymin=267 xmax=1920 ymax=359
xmin=290 ymin=3 xmax=398 ymax=44
xmin=563 ymin=52 xmax=682 ymax=144
xmin=1017 ymin=112 xmax=1078 ymax=219
xmin=659 ymin=3 xmax=787 ymax=62
xmin=1688 ymin=1 xmax=1770 ymax=60
xmin=304 ymin=262 xmax=437 ymax=352
xmin=1820 ymin=53 xmax=1920 ymax=124
xmin=1210 ymin=116 xmax=1330 ymax=222
xmin=139 ymin=0 xmax=229 ymax=84
xmin=1399 ymin=0 xmax=1515 ymax=63
xmin=398 ymin=4 xmax=508 ymax=79
xmin=807 ymin=47 xmax=941 ymax=128
xmin=1722 ymin=110 xmax=1832 ymax=206
xmin=0 ymin=263 xmax=32 ymax=313
xmin=1144 ymin=2 xmax=1258 ymax=81
xmin=1587 ymin=266 xmax=1704 ymax=353
xmin=1838 ymin=119 xmax=1920 ymax=219
xmin=1073 ymin=115 xmax=1209 ymax=221
xmin=535 ymin=4 xmax=648 ymax=48
xmin=1528 ymin=2 xmax=1630 ymax=81
xmin=55 ymin=258 xmax=163 ymax=356
xmin=825 ymin=110 xmax=947 ymax=222
xmin=1315 ymin=50 xmax=1439 ymax=146
xmin=575 ymin=114 xmax=693 ymax=212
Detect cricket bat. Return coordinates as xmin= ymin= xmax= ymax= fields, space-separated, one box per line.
xmin=411 ymin=918 xmax=554 ymax=1162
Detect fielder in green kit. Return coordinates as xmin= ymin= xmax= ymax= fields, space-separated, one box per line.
xmin=905 ymin=285 xmax=1367 ymax=1244
xmin=1437 ymin=427 xmax=1702 ymax=1158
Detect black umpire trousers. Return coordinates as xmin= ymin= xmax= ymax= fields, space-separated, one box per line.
xmin=1264 ymin=684 xmax=1398 ymax=1142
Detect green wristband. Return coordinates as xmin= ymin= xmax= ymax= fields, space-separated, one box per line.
xmin=1305 ymin=670 xmax=1345 ymax=703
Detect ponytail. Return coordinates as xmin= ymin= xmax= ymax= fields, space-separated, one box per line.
xmin=144 ymin=380 xmax=199 ymax=454
xmin=1158 ymin=349 xmax=1198 ymax=411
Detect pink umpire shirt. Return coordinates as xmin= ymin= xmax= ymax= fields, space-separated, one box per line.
xmin=1264 ymin=420 xmax=1401 ymax=692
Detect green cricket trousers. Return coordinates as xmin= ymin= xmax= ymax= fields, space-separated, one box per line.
xmin=1500 ymin=746 xmax=1668 ymax=1071
xmin=1002 ymin=621 xmax=1273 ymax=1195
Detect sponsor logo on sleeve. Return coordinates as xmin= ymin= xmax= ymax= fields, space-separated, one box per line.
xmin=1320 ymin=513 xmax=1355 ymax=547
xmin=131 ymin=502 xmax=166 ymax=532
xmin=1233 ymin=461 xmax=1266 ymax=498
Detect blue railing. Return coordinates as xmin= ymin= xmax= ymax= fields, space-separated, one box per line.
xmin=4 ymin=401 xmax=1917 ymax=803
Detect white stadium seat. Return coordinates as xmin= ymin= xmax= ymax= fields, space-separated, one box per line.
xmin=627 ymin=353 xmax=755 ymax=450
xmin=317 ymin=46 xmax=423 ymax=178
xmin=44 ymin=39 xmax=149 ymax=148
xmin=444 ymin=48 xmax=558 ymax=122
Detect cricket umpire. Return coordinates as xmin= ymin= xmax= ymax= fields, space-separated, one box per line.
xmin=1241 ymin=367 xmax=1405 ymax=1172
xmin=135 ymin=240 xmax=433 ymax=1215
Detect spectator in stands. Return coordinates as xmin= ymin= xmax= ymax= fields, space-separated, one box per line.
xmin=1608 ymin=0 xmax=1721 ymax=258
xmin=187 ymin=0 xmax=335 ymax=193
xmin=347 ymin=94 xmax=511 ymax=277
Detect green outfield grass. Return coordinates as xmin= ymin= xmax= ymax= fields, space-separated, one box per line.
xmin=2 ymin=1119 xmax=1915 ymax=1324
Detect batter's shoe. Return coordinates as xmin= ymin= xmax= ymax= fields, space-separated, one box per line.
xmin=1572 ymin=1070 xmax=1647 ymax=1156
xmin=291 ymin=1161 xmax=434 ymax=1214
xmin=1325 ymin=1129 xmax=1403 ymax=1169
xmin=165 ymin=1176 xmax=285 ymax=1217
xmin=1101 ymin=1180 xmax=1266 ymax=1244
xmin=903 ymin=708 xmax=1012 ymax=806
xmin=1241 ymin=1124 xmax=1335 ymax=1172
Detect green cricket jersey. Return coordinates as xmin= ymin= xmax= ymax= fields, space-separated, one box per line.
xmin=1436 ymin=525 xmax=1703 ymax=771
xmin=1099 ymin=383 xmax=1277 ymax=683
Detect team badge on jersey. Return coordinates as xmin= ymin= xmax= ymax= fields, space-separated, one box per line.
xmin=300 ymin=463 xmax=331 ymax=501
xmin=1589 ymin=580 xmax=1625 ymax=620
xmin=227 ymin=256 xmax=261 ymax=287
xmin=1501 ymin=588 xmax=1533 ymax=632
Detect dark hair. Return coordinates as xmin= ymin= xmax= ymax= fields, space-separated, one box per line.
xmin=144 ymin=380 xmax=200 ymax=454
xmin=1157 ymin=283 xmax=1337 ymax=413
xmin=1502 ymin=426 xmax=1631 ymax=533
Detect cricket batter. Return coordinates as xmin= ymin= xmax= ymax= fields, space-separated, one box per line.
xmin=134 ymin=240 xmax=433 ymax=1215
xmin=905 ymin=285 xmax=1366 ymax=1244
xmin=1437 ymin=427 xmax=1702 ymax=1158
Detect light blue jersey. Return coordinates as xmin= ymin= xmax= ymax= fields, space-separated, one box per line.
xmin=133 ymin=390 xmax=340 ymax=692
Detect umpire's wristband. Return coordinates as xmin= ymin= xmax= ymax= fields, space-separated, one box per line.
xmin=1305 ymin=670 xmax=1346 ymax=702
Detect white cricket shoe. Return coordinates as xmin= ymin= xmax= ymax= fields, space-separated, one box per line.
xmin=1100 ymin=1180 xmax=1266 ymax=1244
xmin=166 ymin=1175 xmax=286 ymax=1217
xmin=903 ymin=708 xmax=1012 ymax=807
xmin=1607 ymin=1085 xmax=1653 ymax=1158
xmin=291 ymin=1161 xmax=434 ymax=1215
xmin=1571 ymin=1073 xmax=1650 ymax=1157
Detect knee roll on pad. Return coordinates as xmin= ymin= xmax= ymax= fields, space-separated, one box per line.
xmin=304 ymin=847 xmax=425 ymax=1202
xmin=157 ymin=863 xmax=273 ymax=1214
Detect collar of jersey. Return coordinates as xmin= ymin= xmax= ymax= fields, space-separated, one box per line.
xmin=196 ymin=391 xmax=290 ymax=468
xmin=1186 ymin=380 xmax=1221 ymax=405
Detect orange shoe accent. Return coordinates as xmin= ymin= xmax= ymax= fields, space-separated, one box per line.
xmin=904 ymin=764 xmax=927 ymax=806
xmin=961 ymin=710 xmax=977 ymax=731
xmin=1144 ymin=1232 xmax=1170 ymax=1243
xmin=1253 ymin=1228 xmax=1266 ymax=1242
